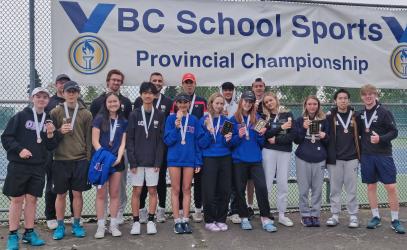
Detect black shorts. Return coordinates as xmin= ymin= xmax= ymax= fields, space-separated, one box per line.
xmin=2 ymin=162 xmax=46 ymax=198
xmin=52 ymin=159 xmax=91 ymax=194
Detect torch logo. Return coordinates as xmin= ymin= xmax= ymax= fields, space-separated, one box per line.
xmin=69 ymin=35 xmax=108 ymax=74
xmin=390 ymin=45 xmax=407 ymax=79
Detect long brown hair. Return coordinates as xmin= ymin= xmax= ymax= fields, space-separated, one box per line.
xmin=207 ymin=93 xmax=225 ymax=117
xmin=234 ymin=98 xmax=257 ymax=125
xmin=302 ymin=95 xmax=325 ymax=120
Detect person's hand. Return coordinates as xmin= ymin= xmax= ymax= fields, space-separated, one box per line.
xmin=113 ymin=159 xmax=121 ymax=167
xmin=238 ymin=127 xmax=246 ymax=138
xmin=281 ymin=120 xmax=292 ymax=130
xmin=195 ymin=167 xmax=201 ymax=173
xmin=60 ymin=123 xmax=72 ymax=134
xmin=222 ymin=110 xmax=228 ymax=116
xmin=175 ymin=119 xmax=181 ymax=128
xmin=268 ymin=137 xmax=276 ymax=144
xmin=319 ymin=131 xmax=326 ymax=139
xmin=258 ymin=127 xmax=267 ymax=136
xmin=370 ymin=131 xmax=380 ymax=144
xmin=205 ymin=117 xmax=214 ymax=133
xmin=131 ymin=167 xmax=137 ymax=174
xmin=154 ymin=167 xmax=159 ymax=172
xmin=303 ymin=117 xmax=310 ymax=129
xmin=19 ymin=149 xmax=32 ymax=159
xmin=224 ymin=132 xmax=232 ymax=142
xmin=45 ymin=122 xmax=55 ymax=135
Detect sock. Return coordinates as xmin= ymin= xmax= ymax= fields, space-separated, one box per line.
xmin=332 ymin=214 xmax=339 ymax=220
xmin=182 ymin=217 xmax=190 ymax=223
xmin=279 ymin=212 xmax=285 ymax=219
xmin=9 ymin=230 xmax=18 ymax=235
xmin=24 ymin=228 xmax=34 ymax=234
xmin=133 ymin=216 xmax=140 ymax=223
xmin=73 ymin=218 xmax=80 ymax=226
xmin=174 ymin=218 xmax=182 ymax=224
xmin=110 ymin=218 xmax=117 ymax=226
xmin=57 ymin=220 xmax=64 ymax=226
xmin=371 ymin=208 xmax=380 ymax=218
xmin=97 ymin=219 xmax=105 ymax=227
xmin=148 ymin=214 xmax=155 ymax=222
xmin=158 ymin=206 xmax=165 ymax=210
xmin=391 ymin=211 xmax=399 ymax=221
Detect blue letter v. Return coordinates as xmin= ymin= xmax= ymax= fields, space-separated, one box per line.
xmin=382 ymin=16 xmax=407 ymax=43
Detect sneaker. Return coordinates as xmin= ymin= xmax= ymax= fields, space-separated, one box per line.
xmin=47 ymin=219 xmax=58 ymax=230
xmin=301 ymin=217 xmax=313 ymax=227
xmin=241 ymin=218 xmax=253 ymax=230
xmin=262 ymin=220 xmax=277 ymax=233
xmin=391 ymin=220 xmax=406 ymax=234
xmin=116 ymin=212 xmax=125 ymax=225
xmin=229 ymin=214 xmax=241 ymax=224
xmin=312 ymin=217 xmax=320 ymax=227
xmin=139 ymin=208 xmax=148 ymax=224
xmin=53 ymin=224 xmax=65 ymax=240
xmin=22 ymin=230 xmax=45 ymax=246
xmin=215 ymin=222 xmax=228 ymax=231
xmin=348 ymin=217 xmax=359 ymax=228
xmin=367 ymin=216 xmax=381 ymax=229
xmin=205 ymin=223 xmax=221 ymax=232
xmin=130 ymin=222 xmax=141 ymax=235
xmin=70 ymin=217 xmax=83 ymax=226
xmin=278 ymin=216 xmax=294 ymax=227
xmin=156 ymin=207 xmax=167 ymax=223
xmin=192 ymin=211 xmax=203 ymax=223
xmin=248 ymin=207 xmax=255 ymax=219
xmin=182 ymin=221 xmax=193 ymax=234
xmin=72 ymin=224 xmax=86 ymax=238
xmin=147 ymin=221 xmax=157 ymax=235
xmin=326 ymin=217 xmax=339 ymax=227
xmin=7 ymin=234 xmax=19 ymax=250
xmin=94 ymin=226 xmax=105 ymax=239
xmin=174 ymin=222 xmax=184 ymax=234
xmin=109 ymin=224 xmax=122 ymax=237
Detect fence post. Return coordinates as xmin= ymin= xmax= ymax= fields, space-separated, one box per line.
xmin=29 ymin=0 xmax=35 ymax=95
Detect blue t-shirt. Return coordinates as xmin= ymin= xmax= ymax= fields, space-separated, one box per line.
xmin=92 ymin=115 xmax=128 ymax=156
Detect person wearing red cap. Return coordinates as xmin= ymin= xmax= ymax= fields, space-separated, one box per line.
xmin=170 ymin=73 xmax=207 ymax=222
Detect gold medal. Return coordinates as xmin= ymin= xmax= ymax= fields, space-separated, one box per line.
xmin=37 ymin=138 xmax=42 ymax=144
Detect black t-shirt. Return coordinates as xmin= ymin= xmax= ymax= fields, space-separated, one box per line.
xmin=335 ymin=111 xmax=358 ymax=160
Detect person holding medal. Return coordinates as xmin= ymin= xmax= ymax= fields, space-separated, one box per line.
xmin=198 ymin=93 xmax=233 ymax=232
xmin=50 ymin=81 xmax=93 ymax=240
xmin=261 ymin=92 xmax=295 ymax=227
xmin=127 ymin=82 xmax=165 ymax=235
xmin=2 ymin=87 xmax=57 ymax=250
xmin=92 ymin=92 xmax=128 ymax=238
xmin=294 ymin=95 xmax=329 ymax=227
xmin=229 ymin=91 xmax=276 ymax=232
xmin=164 ymin=92 xmax=202 ymax=234
xmin=357 ymin=84 xmax=405 ymax=234
xmin=325 ymin=89 xmax=360 ymax=228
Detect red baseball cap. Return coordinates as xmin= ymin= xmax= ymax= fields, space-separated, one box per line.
xmin=182 ymin=73 xmax=196 ymax=83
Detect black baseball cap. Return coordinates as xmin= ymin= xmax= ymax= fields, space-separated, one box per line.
xmin=139 ymin=81 xmax=159 ymax=95
xmin=175 ymin=92 xmax=190 ymax=102
xmin=56 ymin=74 xmax=71 ymax=82
xmin=241 ymin=91 xmax=256 ymax=102
xmin=63 ymin=81 xmax=80 ymax=92
xmin=221 ymin=82 xmax=235 ymax=90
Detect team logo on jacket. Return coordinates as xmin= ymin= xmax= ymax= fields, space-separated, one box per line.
xmin=25 ymin=120 xmax=46 ymax=131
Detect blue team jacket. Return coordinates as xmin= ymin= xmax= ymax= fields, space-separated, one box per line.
xmin=198 ymin=114 xmax=231 ymax=157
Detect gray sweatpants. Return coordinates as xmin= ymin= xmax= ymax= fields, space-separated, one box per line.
xmin=262 ymin=148 xmax=291 ymax=214
xmin=327 ymin=159 xmax=359 ymax=216
xmin=296 ymin=157 xmax=325 ymax=217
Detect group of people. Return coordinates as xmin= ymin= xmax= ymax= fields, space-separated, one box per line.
xmin=2 ymin=69 xmax=405 ymax=250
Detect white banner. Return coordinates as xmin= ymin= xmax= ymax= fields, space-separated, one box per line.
xmin=52 ymin=0 xmax=407 ymax=88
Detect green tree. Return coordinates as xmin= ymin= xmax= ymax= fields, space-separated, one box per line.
xmin=84 ymin=86 xmax=100 ymax=102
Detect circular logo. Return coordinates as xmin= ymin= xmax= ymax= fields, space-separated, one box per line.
xmin=390 ymin=45 xmax=407 ymax=79
xmin=69 ymin=35 xmax=108 ymax=75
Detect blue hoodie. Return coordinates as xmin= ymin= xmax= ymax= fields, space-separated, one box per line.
xmin=198 ymin=114 xmax=231 ymax=157
xmin=230 ymin=114 xmax=264 ymax=164
xmin=164 ymin=114 xmax=202 ymax=167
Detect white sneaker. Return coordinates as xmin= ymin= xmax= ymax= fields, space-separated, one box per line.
xmin=139 ymin=208 xmax=148 ymax=224
xmin=326 ymin=217 xmax=339 ymax=227
xmin=156 ymin=207 xmax=166 ymax=223
xmin=147 ymin=221 xmax=157 ymax=235
xmin=130 ymin=222 xmax=141 ymax=235
xmin=348 ymin=217 xmax=359 ymax=228
xmin=278 ymin=216 xmax=294 ymax=227
xmin=110 ymin=224 xmax=122 ymax=237
xmin=47 ymin=219 xmax=58 ymax=230
xmin=229 ymin=214 xmax=241 ymax=224
xmin=192 ymin=211 xmax=203 ymax=223
xmin=94 ymin=225 xmax=105 ymax=239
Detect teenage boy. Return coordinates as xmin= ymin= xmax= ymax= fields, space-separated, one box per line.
xmin=127 ymin=82 xmax=165 ymax=235
xmin=326 ymin=89 xmax=360 ymax=228
xmin=170 ymin=73 xmax=207 ymax=222
xmin=221 ymin=81 xmax=238 ymax=119
xmin=50 ymin=81 xmax=93 ymax=240
xmin=2 ymin=87 xmax=57 ymax=250
xmin=134 ymin=72 xmax=172 ymax=223
xmin=357 ymin=84 xmax=405 ymax=234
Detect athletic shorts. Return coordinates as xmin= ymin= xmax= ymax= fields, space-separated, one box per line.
xmin=361 ymin=154 xmax=397 ymax=184
xmin=130 ymin=167 xmax=159 ymax=187
xmin=52 ymin=159 xmax=91 ymax=194
xmin=2 ymin=162 xmax=45 ymax=198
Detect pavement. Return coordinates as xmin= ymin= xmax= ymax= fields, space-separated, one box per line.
xmin=1 ymin=207 xmax=407 ymax=250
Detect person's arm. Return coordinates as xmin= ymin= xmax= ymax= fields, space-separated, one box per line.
xmin=379 ymin=110 xmax=398 ymax=143
xmin=229 ymin=120 xmax=243 ymax=147
xmin=114 ymin=133 xmax=126 ymax=167
xmin=154 ymin=114 xmax=165 ymax=168
xmin=163 ymin=116 xmax=180 ymax=146
xmin=293 ymin=117 xmax=306 ymax=145
xmin=197 ymin=117 xmax=213 ymax=149
xmin=1 ymin=113 xmax=24 ymax=154
xmin=85 ymin=113 xmax=93 ymax=161
xmin=92 ymin=127 xmax=102 ymax=151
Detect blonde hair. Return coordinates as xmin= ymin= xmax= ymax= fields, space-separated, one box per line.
xmin=262 ymin=92 xmax=289 ymax=120
xmin=302 ymin=95 xmax=325 ymax=120
xmin=207 ymin=93 xmax=225 ymax=117
xmin=360 ymin=84 xmax=378 ymax=96
xmin=234 ymin=98 xmax=257 ymax=125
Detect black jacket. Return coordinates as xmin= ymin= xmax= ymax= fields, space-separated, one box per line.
xmin=263 ymin=111 xmax=295 ymax=152
xmin=90 ymin=92 xmax=132 ymax=119
xmin=326 ymin=107 xmax=360 ymax=165
xmin=1 ymin=107 xmax=58 ymax=165
xmin=126 ymin=107 xmax=165 ymax=168
xmin=134 ymin=93 xmax=172 ymax=118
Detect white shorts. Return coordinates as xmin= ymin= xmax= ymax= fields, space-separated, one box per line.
xmin=130 ymin=167 xmax=159 ymax=187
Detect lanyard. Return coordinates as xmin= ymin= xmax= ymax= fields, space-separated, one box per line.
xmin=32 ymin=108 xmax=45 ymax=143
xmin=208 ymin=114 xmax=221 ymax=142
xmin=364 ymin=105 xmax=380 ymax=132
xmin=141 ymin=106 xmax=155 ymax=139
xmin=188 ymin=93 xmax=196 ymax=115
xmin=155 ymin=94 xmax=162 ymax=109
xmin=241 ymin=114 xmax=250 ymax=139
xmin=336 ymin=110 xmax=353 ymax=133
xmin=63 ymin=102 xmax=79 ymax=130
xmin=180 ymin=114 xmax=190 ymax=145
xmin=109 ymin=117 xmax=118 ymax=144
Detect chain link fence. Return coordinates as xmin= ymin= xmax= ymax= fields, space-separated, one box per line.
xmin=1 ymin=0 xmax=407 ymax=221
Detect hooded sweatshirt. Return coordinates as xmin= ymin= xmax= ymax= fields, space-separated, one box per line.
xmin=198 ymin=114 xmax=232 ymax=157
xmin=1 ymin=107 xmax=57 ymax=165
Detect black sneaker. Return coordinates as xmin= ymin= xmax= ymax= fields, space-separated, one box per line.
xmin=174 ymin=222 xmax=184 ymax=234
xmin=248 ymin=207 xmax=254 ymax=220
xmin=182 ymin=222 xmax=193 ymax=234
xmin=312 ymin=217 xmax=320 ymax=227
xmin=301 ymin=216 xmax=313 ymax=227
